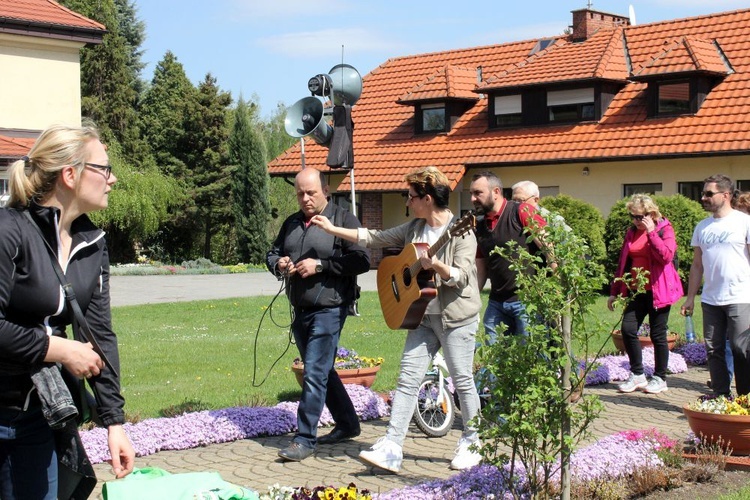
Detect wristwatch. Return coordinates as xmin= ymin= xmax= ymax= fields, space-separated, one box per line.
xmin=315 ymin=259 xmax=323 ymax=273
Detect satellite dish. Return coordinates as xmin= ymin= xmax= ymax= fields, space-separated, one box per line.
xmin=629 ymin=4 xmax=637 ymax=26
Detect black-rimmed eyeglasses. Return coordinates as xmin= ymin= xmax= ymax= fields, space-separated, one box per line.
xmin=85 ymin=162 xmax=112 ymax=180
xmin=407 ymin=193 xmax=423 ymax=202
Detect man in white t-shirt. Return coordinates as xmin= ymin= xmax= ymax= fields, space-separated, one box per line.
xmin=681 ymin=174 xmax=750 ymax=396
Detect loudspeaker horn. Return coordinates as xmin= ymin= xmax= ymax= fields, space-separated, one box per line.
xmin=284 ymin=96 xmax=333 ymax=145
xmin=327 ymin=64 xmax=362 ymax=106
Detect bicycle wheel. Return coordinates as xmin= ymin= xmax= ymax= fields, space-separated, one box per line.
xmin=412 ymin=374 xmax=456 ymax=437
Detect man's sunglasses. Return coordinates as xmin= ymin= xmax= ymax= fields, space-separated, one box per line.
xmin=701 ymin=190 xmax=727 ymax=198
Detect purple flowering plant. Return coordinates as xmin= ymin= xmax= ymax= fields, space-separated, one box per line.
xmin=582 ymin=347 xmax=688 ymax=386
xmin=81 ymin=384 xmax=390 ymax=464
xmin=376 ymin=428 xmax=676 ymax=499
xmin=293 ymin=346 xmax=384 ymax=370
xmin=673 ymin=341 xmax=707 ymax=365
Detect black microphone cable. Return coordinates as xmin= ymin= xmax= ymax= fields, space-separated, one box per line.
xmin=250 ymin=273 xmax=296 ymax=387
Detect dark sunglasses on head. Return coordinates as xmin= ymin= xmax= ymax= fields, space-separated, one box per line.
xmin=630 ymin=214 xmax=645 ymax=221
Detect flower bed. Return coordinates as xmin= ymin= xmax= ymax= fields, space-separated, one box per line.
xmin=81 ymin=384 xmax=390 ymax=464
xmin=582 ymin=347 xmax=688 ymax=386
xmin=374 ymin=429 xmax=676 ymax=499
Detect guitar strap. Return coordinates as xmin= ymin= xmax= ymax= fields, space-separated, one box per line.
xmin=333 ymin=205 xmax=360 ymax=316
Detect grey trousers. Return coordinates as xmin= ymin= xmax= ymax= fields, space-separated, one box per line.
xmin=702 ymin=302 xmax=750 ymax=396
xmin=385 ymin=314 xmax=480 ymax=446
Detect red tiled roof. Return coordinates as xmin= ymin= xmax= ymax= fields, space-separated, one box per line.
xmin=269 ymin=8 xmax=750 ymax=193
xmin=398 ymin=65 xmax=480 ymax=104
xmin=0 ymin=0 xmax=104 ymax=31
xmin=480 ymin=29 xmax=628 ymax=91
xmin=634 ymin=36 xmax=729 ymax=78
xmin=0 ymin=135 xmax=35 ymax=157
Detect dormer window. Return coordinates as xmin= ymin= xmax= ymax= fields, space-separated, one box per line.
xmin=419 ymin=103 xmax=446 ymax=133
xmin=493 ymin=95 xmax=522 ymax=126
xmin=657 ymin=80 xmax=690 ymax=115
xmin=547 ymin=88 xmax=595 ymax=123
xmin=631 ymin=37 xmax=731 ymax=118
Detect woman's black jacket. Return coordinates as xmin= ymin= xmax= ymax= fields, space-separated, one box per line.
xmin=0 ymin=203 xmax=124 ymax=426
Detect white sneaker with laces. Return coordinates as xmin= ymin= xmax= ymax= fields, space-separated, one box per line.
xmin=617 ymin=372 xmax=648 ymax=393
xmin=359 ymin=437 xmax=403 ymax=473
xmin=450 ymin=436 xmax=482 ymax=470
xmin=644 ymin=375 xmax=668 ymax=394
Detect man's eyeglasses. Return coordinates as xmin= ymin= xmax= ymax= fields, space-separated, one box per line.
xmin=85 ymin=162 xmax=112 ymax=180
xmin=514 ymin=195 xmax=536 ymax=203
xmin=630 ymin=214 xmax=646 ymax=221
xmin=701 ymin=190 xmax=727 ymax=198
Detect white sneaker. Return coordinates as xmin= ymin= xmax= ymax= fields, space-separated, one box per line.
xmin=450 ymin=436 xmax=482 ymax=470
xmin=359 ymin=437 xmax=403 ymax=473
xmin=644 ymin=375 xmax=668 ymax=394
xmin=617 ymin=372 xmax=648 ymax=393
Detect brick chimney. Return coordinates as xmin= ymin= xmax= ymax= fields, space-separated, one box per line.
xmin=570 ymin=8 xmax=629 ymax=42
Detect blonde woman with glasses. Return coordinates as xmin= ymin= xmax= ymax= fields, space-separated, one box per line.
xmin=607 ymin=194 xmax=684 ymax=394
xmin=0 ymin=124 xmax=134 ymax=499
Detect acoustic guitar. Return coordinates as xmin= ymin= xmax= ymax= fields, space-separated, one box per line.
xmin=376 ymin=212 xmax=476 ymax=330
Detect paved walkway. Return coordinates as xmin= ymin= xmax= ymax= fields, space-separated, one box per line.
xmin=91 ymin=273 xmax=709 ymax=498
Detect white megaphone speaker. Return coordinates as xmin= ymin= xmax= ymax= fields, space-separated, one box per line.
xmin=284 ymin=96 xmax=333 ymax=146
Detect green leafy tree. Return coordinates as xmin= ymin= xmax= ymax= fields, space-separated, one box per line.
xmin=261 ymin=103 xmax=298 ymax=239
xmin=88 ymin=142 xmax=183 ymax=262
xmin=476 ymin=219 xmax=611 ymax=498
xmin=230 ymin=97 xmax=270 ymax=264
xmin=60 ymin=0 xmax=140 ymax=150
xmin=184 ymin=73 xmax=233 ymax=260
xmin=113 ymin=0 xmax=146 ymax=96
xmin=59 ymin=0 xmax=182 ymax=261
xmin=138 ymin=52 xmax=199 ymax=262
xmin=139 ymin=51 xmax=197 ymax=177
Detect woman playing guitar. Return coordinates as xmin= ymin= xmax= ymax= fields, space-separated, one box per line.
xmin=311 ymin=165 xmax=482 ymax=473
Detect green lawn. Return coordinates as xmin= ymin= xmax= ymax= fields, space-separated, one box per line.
xmin=113 ymin=290 xmax=701 ymax=420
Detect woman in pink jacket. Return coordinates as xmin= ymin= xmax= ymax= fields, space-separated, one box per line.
xmin=607 ymin=194 xmax=684 ymax=394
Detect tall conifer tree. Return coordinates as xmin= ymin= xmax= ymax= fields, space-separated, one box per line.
xmin=230 ymin=98 xmax=270 ymax=264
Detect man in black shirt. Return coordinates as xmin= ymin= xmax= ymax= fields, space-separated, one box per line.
xmin=469 ymin=172 xmax=546 ymax=340
xmin=267 ymin=168 xmax=370 ymax=461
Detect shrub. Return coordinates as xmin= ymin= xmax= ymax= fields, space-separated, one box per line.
xmin=541 ymin=194 xmax=607 ymax=266
xmin=603 ymin=194 xmax=704 ymax=288
xmin=181 ymin=258 xmax=222 ymax=270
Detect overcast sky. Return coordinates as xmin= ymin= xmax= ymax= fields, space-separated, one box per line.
xmin=136 ymin=0 xmax=748 ymax=118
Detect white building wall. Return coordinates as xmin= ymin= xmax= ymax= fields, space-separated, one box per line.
xmin=0 ymin=33 xmax=83 ymax=130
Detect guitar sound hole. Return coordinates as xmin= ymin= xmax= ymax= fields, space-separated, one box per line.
xmin=403 ymin=269 xmax=412 ymax=287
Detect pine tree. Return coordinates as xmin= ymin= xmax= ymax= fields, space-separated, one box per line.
xmin=139 ymin=51 xmax=197 ymax=177
xmin=230 ymin=97 xmax=270 ymax=264
xmin=60 ymin=0 xmax=140 ymax=149
xmin=184 ymin=74 xmax=233 ymax=259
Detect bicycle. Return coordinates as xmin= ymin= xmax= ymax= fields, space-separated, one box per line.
xmin=412 ymin=351 xmax=457 ymax=437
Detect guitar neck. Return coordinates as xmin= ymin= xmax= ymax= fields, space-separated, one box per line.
xmin=407 ymin=227 xmax=454 ymax=277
